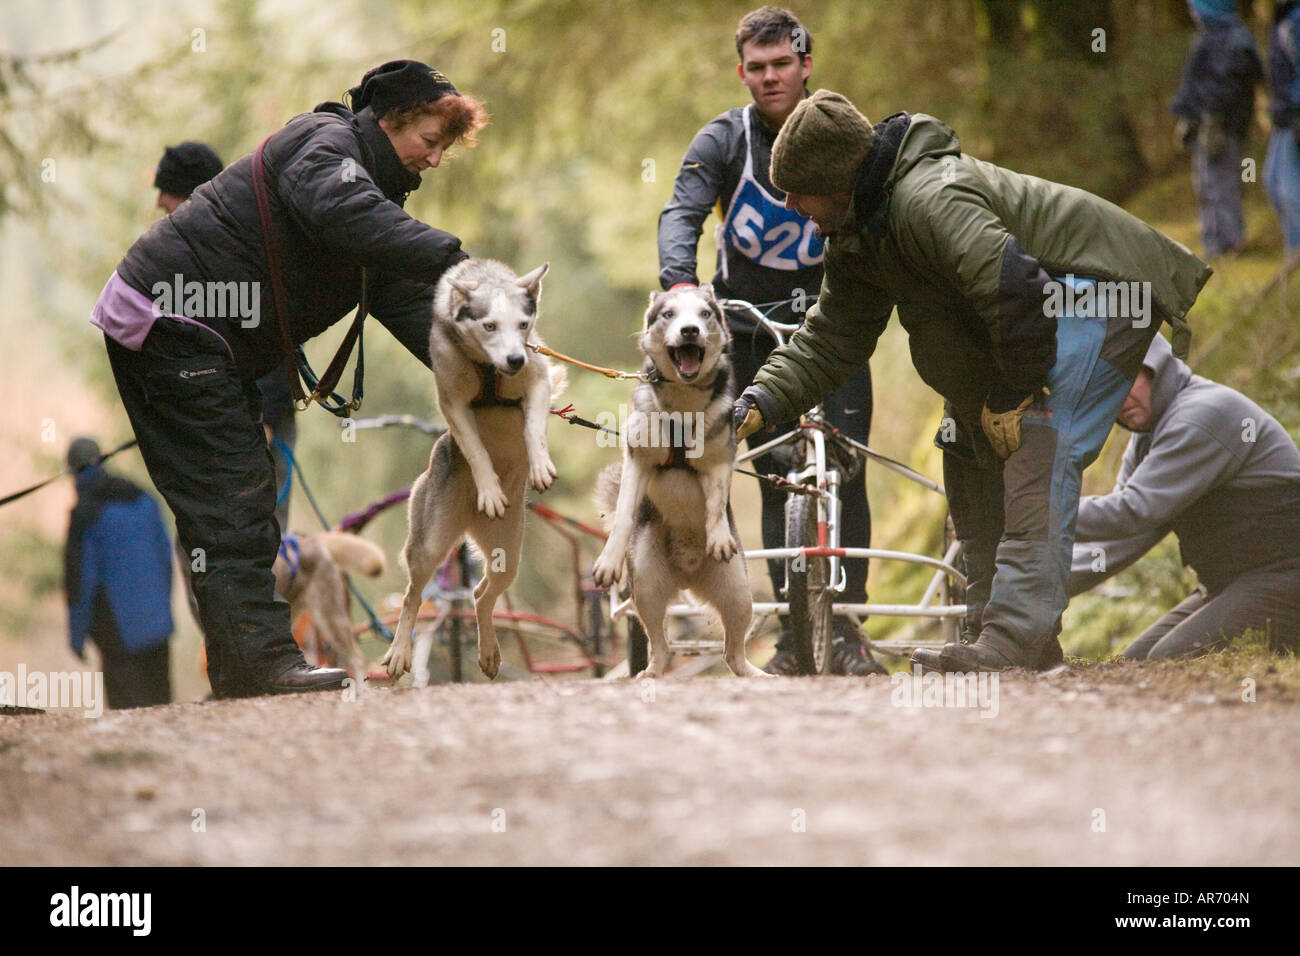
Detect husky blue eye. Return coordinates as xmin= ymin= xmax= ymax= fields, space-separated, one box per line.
xmin=662 ymin=310 xmax=674 ymax=320
xmin=519 ymin=321 xmax=528 ymax=330
xmin=483 ymin=322 xmax=496 ymax=331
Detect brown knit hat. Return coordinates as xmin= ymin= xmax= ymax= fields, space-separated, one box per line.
xmin=770 ymin=89 xmax=873 ymax=196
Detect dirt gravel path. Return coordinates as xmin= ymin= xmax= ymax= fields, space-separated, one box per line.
xmin=1 ymin=666 xmax=1296 ymax=866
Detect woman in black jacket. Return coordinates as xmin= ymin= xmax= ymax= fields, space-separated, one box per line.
xmin=91 ymin=60 xmax=486 ymax=698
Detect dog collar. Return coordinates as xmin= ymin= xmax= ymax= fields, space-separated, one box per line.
xmin=646 ymin=364 xmax=721 ymax=390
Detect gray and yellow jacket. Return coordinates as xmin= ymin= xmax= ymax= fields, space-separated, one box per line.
xmin=749 ymin=113 xmax=1212 ymax=430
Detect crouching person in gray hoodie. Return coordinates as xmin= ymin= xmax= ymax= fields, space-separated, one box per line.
xmin=1069 ymin=334 xmax=1300 ymax=659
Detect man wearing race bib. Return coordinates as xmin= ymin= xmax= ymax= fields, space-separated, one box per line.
xmin=658 ymin=6 xmax=883 ymax=676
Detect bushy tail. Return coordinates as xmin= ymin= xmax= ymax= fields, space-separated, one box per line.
xmin=592 ymin=462 xmax=622 ymax=532
xmin=548 ymin=361 xmax=568 ymax=402
xmin=316 ymin=532 xmax=386 ymax=577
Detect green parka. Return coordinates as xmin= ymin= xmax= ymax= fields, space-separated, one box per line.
xmin=750 ymin=113 xmax=1212 ymax=429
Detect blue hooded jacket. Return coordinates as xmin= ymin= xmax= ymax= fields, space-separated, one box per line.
xmin=1172 ymin=0 xmax=1264 ymax=138
xmin=65 ymin=465 xmax=174 ymax=656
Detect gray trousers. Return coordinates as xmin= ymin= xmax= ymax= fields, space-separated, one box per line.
xmin=1123 ymin=558 xmax=1300 ymax=660
xmin=1191 ymin=136 xmax=1246 ymax=258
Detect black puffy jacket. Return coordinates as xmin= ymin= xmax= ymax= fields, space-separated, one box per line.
xmin=116 ymin=102 xmax=467 ymax=380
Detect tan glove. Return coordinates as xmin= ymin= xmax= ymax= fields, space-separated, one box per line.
xmin=733 ymin=390 xmax=766 ymax=442
xmin=735 ymin=407 xmax=765 ymax=442
xmin=981 ymin=392 xmax=1037 ymax=459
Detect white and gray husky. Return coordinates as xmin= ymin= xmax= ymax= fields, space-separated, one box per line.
xmin=382 ymin=259 xmax=563 ymax=681
xmin=591 ymin=285 xmax=768 ymax=679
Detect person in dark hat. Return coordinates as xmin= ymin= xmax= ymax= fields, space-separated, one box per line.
xmin=734 ymin=90 xmax=1211 ymax=673
xmin=149 ymin=138 xmax=299 ymax=629
xmin=154 ymin=141 xmax=225 ymax=214
xmin=90 ymin=60 xmax=487 ymax=699
xmin=64 ymin=437 xmax=174 ymax=708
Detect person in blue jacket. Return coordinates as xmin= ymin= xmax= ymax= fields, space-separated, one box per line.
xmin=1267 ymin=0 xmax=1300 ymax=254
xmin=64 ymin=437 xmax=174 ymax=708
xmin=1171 ymin=0 xmax=1263 ymax=259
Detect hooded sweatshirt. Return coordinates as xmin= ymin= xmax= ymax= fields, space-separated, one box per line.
xmin=1071 ymin=334 xmax=1300 ymax=594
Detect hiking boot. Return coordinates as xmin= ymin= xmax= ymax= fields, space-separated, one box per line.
xmin=763 ymin=647 xmax=803 ymax=676
xmin=923 ymin=635 xmax=1063 ymax=673
xmin=261 ymin=661 xmax=349 ymax=695
xmin=1036 ymin=635 xmax=1065 ymax=669
xmin=936 ymin=640 xmax=1023 ymax=673
xmin=909 ymin=647 xmax=944 ymax=673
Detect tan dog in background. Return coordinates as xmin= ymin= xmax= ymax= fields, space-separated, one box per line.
xmin=273 ymin=531 xmax=385 ymax=679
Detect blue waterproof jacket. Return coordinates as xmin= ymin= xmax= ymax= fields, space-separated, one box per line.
xmin=1171 ymin=2 xmax=1263 ymax=138
xmin=65 ymin=466 xmax=174 ymax=656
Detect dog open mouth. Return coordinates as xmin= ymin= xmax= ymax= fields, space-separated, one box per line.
xmin=668 ymin=344 xmax=704 ymax=380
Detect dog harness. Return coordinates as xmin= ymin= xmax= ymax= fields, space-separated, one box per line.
xmin=471 ymin=363 xmax=523 ymax=408
xmin=278 ymin=533 xmax=301 ymax=589
xmin=716 ymin=104 xmax=825 ymax=280
xmin=659 ymin=417 xmax=692 ymax=470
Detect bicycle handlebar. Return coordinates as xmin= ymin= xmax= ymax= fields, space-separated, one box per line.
xmin=717 ymin=297 xmax=812 ymax=348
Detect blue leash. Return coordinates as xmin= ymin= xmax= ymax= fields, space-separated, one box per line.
xmin=278 ymin=435 xmax=392 ymax=642
xmin=271 ymin=435 xmax=294 ymax=508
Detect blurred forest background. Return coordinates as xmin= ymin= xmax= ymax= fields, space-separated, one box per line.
xmin=2 ymin=0 xmax=1297 ymax=697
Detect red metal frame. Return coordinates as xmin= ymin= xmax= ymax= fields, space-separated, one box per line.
xmin=343 ymin=492 xmax=617 ymax=679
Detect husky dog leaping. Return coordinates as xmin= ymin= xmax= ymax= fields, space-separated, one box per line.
xmin=591 ymin=285 xmax=769 ymax=679
xmin=381 ymin=259 xmax=562 ymax=681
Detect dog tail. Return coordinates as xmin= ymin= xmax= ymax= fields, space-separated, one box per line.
xmin=317 ymin=532 xmax=386 ymax=577
xmin=548 ymin=361 xmax=568 ymax=402
xmin=592 ymin=462 xmax=621 ymax=531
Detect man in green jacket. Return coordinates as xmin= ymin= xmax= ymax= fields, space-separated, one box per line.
xmin=733 ymin=90 xmax=1212 ymax=672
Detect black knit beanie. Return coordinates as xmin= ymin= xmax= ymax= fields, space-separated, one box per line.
xmin=346 ymin=60 xmax=458 ymax=118
xmin=67 ymin=437 xmax=101 ymax=473
xmin=153 ymin=141 xmax=224 ymax=197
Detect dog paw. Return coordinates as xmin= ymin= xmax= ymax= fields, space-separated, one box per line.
xmin=529 ymin=457 xmax=557 ymax=493
xmin=632 ymin=666 xmax=663 ymax=681
xmin=729 ymin=658 xmax=773 ymax=678
xmin=477 ymin=484 xmax=510 ymax=519
xmin=592 ymin=550 xmax=621 ymax=588
xmin=381 ymin=644 xmax=411 ymax=680
xmin=707 ymin=529 xmax=737 ymax=563
xmin=478 ymin=645 xmax=501 ymax=680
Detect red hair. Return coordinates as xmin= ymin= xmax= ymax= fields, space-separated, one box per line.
xmin=382 ymin=93 xmax=489 ymax=148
